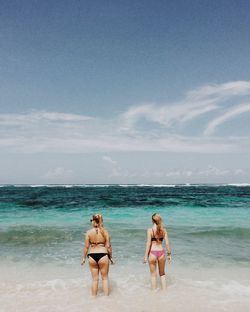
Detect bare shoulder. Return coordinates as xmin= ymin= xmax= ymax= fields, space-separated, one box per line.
xmin=103 ymin=228 xmax=109 ymax=236
xmin=86 ymin=229 xmax=93 ymax=236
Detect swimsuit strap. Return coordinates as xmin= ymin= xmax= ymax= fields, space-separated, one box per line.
xmin=152 ymin=229 xmax=154 ymax=238
xmin=90 ymin=227 xmax=106 ymax=246
xmin=90 ymin=241 xmax=105 ymax=245
xmin=151 ymin=229 xmax=157 ymax=241
xmin=151 ymin=228 xmax=164 ymax=242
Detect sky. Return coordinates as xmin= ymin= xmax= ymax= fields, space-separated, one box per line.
xmin=0 ymin=0 xmax=250 ymax=184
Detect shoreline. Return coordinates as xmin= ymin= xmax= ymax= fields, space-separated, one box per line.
xmin=1 ymin=262 xmax=250 ymax=312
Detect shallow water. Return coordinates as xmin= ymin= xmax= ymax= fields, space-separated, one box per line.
xmin=0 ymin=185 xmax=250 ymax=311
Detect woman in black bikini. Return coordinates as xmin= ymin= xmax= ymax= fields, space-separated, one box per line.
xmin=144 ymin=213 xmax=171 ymax=290
xmin=81 ymin=214 xmax=113 ymax=296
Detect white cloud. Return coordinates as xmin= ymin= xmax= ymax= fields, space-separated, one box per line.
xmin=186 ymin=81 xmax=250 ymax=100
xmin=0 ymin=135 xmax=237 ymax=154
xmin=0 ymin=81 xmax=250 ymax=154
xmin=102 ymin=156 xmax=117 ymax=165
xmin=234 ymin=169 xmax=244 ymax=175
xmin=204 ymin=103 xmax=250 ymax=135
xmin=102 ymin=156 xmax=124 ymax=177
xmin=198 ymin=166 xmax=230 ymax=176
xmin=120 ymin=101 xmax=218 ymax=130
xmin=165 ymin=169 xmax=193 ymax=177
xmin=97 ymin=164 xmax=250 ymax=180
xmin=120 ymin=81 xmax=250 ymax=134
xmin=130 ymin=166 xmax=249 ymax=180
xmin=0 ymin=111 xmax=93 ymax=126
xmin=42 ymin=167 xmax=73 ymax=180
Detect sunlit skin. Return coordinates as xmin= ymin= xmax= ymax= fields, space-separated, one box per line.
xmin=144 ymin=214 xmax=171 ymax=290
xmin=81 ymin=214 xmax=113 ymax=296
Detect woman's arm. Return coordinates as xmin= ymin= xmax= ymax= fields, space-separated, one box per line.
xmin=105 ymin=230 xmax=114 ymax=264
xmin=143 ymin=229 xmax=152 ymax=263
xmin=81 ymin=231 xmax=90 ymax=265
xmin=164 ymin=229 xmax=171 ymax=264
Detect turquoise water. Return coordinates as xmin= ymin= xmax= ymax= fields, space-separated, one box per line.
xmin=1 ymin=185 xmax=250 ymax=312
xmin=1 ymin=185 xmax=250 ymax=267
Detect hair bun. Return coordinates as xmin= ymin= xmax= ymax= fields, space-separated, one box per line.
xmin=92 ymin=215 xmax=100 ymax=223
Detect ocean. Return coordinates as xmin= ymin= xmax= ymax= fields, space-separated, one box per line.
xmin=0 ymin=184 xmax=250 ymax=312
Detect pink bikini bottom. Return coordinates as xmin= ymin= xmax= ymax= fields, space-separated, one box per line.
xmin=150 ymin=250 xmax=165 ymax=259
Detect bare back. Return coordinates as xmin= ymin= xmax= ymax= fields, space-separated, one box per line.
xmin=87 ymin=228 xmax=109 ymax=253
xmin=150 ymin=227 xmax=166 ymax=251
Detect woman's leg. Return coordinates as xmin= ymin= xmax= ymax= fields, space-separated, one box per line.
xmin=99 ymin=255 xmax=110 ymax=296
xmin=158 ymin=255 xmax=167 ymax=290
xmin=148 ymin=253 xmax=157 ymax=290
xmin=88 ymin=257 xmax=99 ymax=296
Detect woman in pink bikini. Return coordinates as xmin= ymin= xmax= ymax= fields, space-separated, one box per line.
xmin=144 ymin=213 xmax=171 ymax=290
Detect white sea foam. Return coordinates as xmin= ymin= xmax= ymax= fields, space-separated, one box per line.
xmin=226 ymin=183 xmax=250 ymax=187
xmin=1 ymin=183 xmax=249 ymax=188
xmin=30 ymin=184 xmax=50 ymax=187
xmin=1 ymin=263 xmax=250 ymax=312
xmin=151 ymin=184 xmax=177 ymax=187
xmin=136 ymin=184 xmax=177 ymax=187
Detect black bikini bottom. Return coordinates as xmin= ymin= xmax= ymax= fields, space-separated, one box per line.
xmin=87 ymin=253 xmax=108 ymax=264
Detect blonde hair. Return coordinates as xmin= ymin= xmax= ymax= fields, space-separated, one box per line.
xmin=92 ymin=214 xmax=106 ymax=241
xmin=152 ymin=213 xmax=164 ymax=237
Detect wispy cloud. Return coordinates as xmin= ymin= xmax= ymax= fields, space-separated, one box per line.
xmin=0 ymin=111 xmax=93 ymax=126
xmin=102 ymin=156 xmax=117 ymax=165
xmin=102 ymin=155 xmax=124 ymax=177
xmin=101 ymin=163 xmax=250 ymax=179
xmin=186 ymin=81 xmax=250 ymax=100
xmin=204 ymin=103 xmax=250 ymax=135
xmin=0 ymin=81 xmax=250 ymax=154
xmin=42 ymin=167 xmax=73 ymax=180
xmin=120 ymin=81 xmax=250 ymax=132
xmin=120 ymin=101 xmax=218 ymax=130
